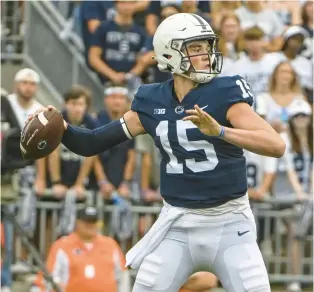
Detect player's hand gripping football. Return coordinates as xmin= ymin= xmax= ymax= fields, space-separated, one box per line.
xmin=27 ymin=105 xmax=68 ymax=129
xmin=183 ymin=105 xmax=222 ymax=137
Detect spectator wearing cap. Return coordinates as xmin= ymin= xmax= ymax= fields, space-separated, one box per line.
xmin=235 ymin=0 xmax=285 ymax=52
xmin=88 ymin=1 xmax=148 ymax=85
xmin=32 ymin=207 xmax=129 ymax=292
xmin=225 ymin=26 xmax=278 ymax=97
xmin=268 ymin=25 xmax=313 ymax=103
xmin=287 ymin=99 xmax=313 ymax=195
xmin=300 ymin=1 xmax=313 ymax=60
xmin=90 ymin=84 xmax=136 ymax=200
xmin=3 ymin=69 xmax=47 ymax=275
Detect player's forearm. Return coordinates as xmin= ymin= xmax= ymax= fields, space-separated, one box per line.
xmin=222 ymin=128 xmax=285 ymax=158
xmin=61 ymin=119 xmax=132 ymax=157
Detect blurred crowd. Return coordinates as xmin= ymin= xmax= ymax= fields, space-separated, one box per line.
xmin=1 ymin=1 xmax=313 ymax=292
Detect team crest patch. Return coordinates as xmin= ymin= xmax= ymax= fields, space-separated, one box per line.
xmin=175 ymin=105 xmax=185 ymax=114
xmin=37 ymin=140 xmax=47 ymax=150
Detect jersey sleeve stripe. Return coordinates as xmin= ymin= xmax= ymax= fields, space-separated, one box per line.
xmin=120 ymin=117 xmax=133 ymax=139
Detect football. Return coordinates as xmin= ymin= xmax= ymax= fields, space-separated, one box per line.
xmin=20 ymin=108 xmax=65 ymax=160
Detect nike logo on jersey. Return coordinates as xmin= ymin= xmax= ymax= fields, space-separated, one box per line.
xmin=238 ymin=230 xmax=250 ymax=236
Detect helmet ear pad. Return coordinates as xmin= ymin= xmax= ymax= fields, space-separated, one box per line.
xmin=180 ymin=56 xmax=192 ymax=72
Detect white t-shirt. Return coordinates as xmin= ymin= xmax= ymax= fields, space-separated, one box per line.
xmin=255 ymin=92 xmax=303 ymax=123
xmin=220 ymin=57 xmax=235 ymax=77
xmin=226 ymin=54 xmax=279 ymax=96
xmin=267 ymin=52 xmax=313 ymax=90
xmin=235 ymin=6 xmax=285 ymax=40
xmin=7 ymin=93 xmax=43 ymax=129
xmin=244 ymin=150 xmax=277 ymax=189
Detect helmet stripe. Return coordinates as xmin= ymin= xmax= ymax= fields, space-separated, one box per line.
xmin=190 ymin=14 xmax=207 ymax=30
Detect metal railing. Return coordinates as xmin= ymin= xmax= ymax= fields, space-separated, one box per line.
xmin=3 ymin=194 xmax=312 ymax=286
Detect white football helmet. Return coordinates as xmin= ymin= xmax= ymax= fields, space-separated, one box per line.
xmin=153 ymin=13 xmax=223 ymax=83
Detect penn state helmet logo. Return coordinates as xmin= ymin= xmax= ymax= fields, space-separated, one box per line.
xmin=175 ymin=105 xmax=185 ymax=114
xmin=37 ymin=140 xmax=47 ymax=150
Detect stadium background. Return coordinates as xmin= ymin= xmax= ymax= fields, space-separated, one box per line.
xmin=1 ymin=1 xmax=313 ymax=291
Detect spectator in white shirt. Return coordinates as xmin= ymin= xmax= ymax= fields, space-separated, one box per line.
xmin=265 ymin=0 xmax=302 ymax=27
xmin=268 ymin=26 xmax=313 ymax=103
xmin=287 ymin=99 xmax=313 ymax=194
xmin=256 ymin=60 xmax=306 ymax=127
xmin=224 ymin=26 xmax=277 ymax=96
xmin=235 ymin=0 xmax=285 ymax=52
xmin=217 ymin=12 xmax=244 ymax=75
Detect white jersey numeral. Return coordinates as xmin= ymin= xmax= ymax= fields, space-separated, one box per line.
xmin=156 ymin=120 xmax=218 ymax=174
xmin=236 ymin=78 xmax=253 ymax=98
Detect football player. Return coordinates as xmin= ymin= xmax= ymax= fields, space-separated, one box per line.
xmin=30 ymin=13 xmax=285 ymax=292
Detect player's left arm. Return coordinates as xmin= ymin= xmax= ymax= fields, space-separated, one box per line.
xmin=184 ymin=103 xmax=285 ymax=158
xmin=225 ymin=103 xmax=286 ymax=158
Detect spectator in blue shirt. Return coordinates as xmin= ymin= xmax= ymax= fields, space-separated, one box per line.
xmin=89 ymin=1 xmax=148 ymax=85
xmin=92 ymin=83 xmax=136 ymax=200
xmin=80 ymin=1 xmax=115 ymax=64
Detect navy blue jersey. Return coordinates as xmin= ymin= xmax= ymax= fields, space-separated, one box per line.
xmin=131 ymin=75 xmax=254 ymax=208
xmin=59 ymin=111 xmax=100 ymax=187
xmin=80 ymin=1 xmax=115 ymax=63
xmin=91 ymin=20 xmax=147 ymax=83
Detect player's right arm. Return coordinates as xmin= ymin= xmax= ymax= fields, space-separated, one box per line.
xmin=27 ymin=107 xmax=146 ymax=157
xmin=62 ymin=110 xmax=145 ymax=157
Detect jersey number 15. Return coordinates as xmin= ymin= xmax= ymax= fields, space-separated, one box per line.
xmin=156 ymin=120 xmax=218 ymax=174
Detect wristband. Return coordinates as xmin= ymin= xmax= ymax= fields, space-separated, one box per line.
xmin=218 ymin=126 xmax=225 ymax=138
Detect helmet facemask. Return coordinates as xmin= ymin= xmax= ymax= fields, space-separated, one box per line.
xmin=170 ymin=36 xmax=223 ymax=83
